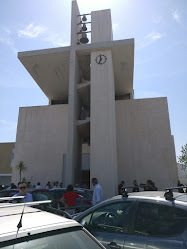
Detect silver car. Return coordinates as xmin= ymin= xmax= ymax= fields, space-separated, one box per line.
xmin=0 ymin=200 xmax=106 ymax=249
xmin=74 ymin=191 xmax=187 ymax=249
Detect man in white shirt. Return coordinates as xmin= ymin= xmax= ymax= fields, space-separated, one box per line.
xmin=35 ymin=182 xmax=43 ymax=189
xmin=92 ymin=178 xmax=103 ymax=205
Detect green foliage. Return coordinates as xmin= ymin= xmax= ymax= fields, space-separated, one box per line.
xmin=21 ymin=177 xmax=27 ymax=183
xmin=15 ymin=161 xmax=27 ymax=182
xmin=178 ymin=143 xmax=187 ymax=170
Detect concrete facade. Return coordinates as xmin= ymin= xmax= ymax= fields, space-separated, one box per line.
xmin=11 ymin=0 xmax=178 ymax=197
xmin=11 ymin=105 xmax=68 ymax=184
xmin=0 ymin=142 xmax=15 ymax=186
xmin=115 ymin=98 xmax=178 ymax=189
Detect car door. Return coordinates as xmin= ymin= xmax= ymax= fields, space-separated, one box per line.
xmin=124 ymin=201 xmax=187 ymax=249
xmin=78 ymin=201 xmax=134 ymax=249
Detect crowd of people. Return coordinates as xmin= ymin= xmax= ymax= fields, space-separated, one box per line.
xmin=118 ymin=179 xmax=158 ymax=194
xmin=2 ymin=178 xmax=186 ymax=215
xmin=1 ymin=178 xmax=103 ymax=215
xmin=3 ymin=181 xmax=64 ymax=190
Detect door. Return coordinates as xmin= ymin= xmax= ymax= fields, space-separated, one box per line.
xmin=79 ymin=201 xmax=134 ymax=249
xmin=125 ymin=201 xmax=187 ymax=249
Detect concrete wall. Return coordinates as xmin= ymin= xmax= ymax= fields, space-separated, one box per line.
xmin=115 ymin=98 xmax=178 ymax=190
xmin=11 ymin=105 xmax=68 ymax=186
xmin=91 ymin=9 xmax=113 ymax=43
xmin=90 ymin=50 xmax=118 ymax=200
xmin=0 ymin=142 xmax=15 ymax=186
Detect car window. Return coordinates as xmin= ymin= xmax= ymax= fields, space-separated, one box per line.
xmin=75 ymin=190 xmax=87 ymax=198
xmin=0 ymin=191 xmax=8 ymax=197
xmin=51 ymin=190 xmax=66 ymax=199
xmin=134 ymin=202 xmax=187 ymax=237
xmin=31 ymin=191 xmax=54 ymax=201
xmin=80 ymin=202 xmax=133 ymax=234
xmin=1 ymin=228 xmax=103 ymax=249
xmin=0 ymin=191 xmax=18 ymax=197
xmin=74 ymin=190 xmax=92 ymax=199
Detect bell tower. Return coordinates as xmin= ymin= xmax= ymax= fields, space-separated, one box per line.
xmin=65 ymin=0 xmax=118 ymax=199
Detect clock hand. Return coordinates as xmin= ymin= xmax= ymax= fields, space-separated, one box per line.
xmin=99 ymin=55 xmax=102 ymax=64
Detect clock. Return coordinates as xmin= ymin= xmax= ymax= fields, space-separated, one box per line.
xmin=95 ymin=54 xmax=107 ymax=65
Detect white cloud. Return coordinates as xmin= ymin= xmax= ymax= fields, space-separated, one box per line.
xmin=0 ymin=36 xmax=12 ymax=46
xmin=172 ymin=9 xmax=181 ymax=24
xmin=0 ymin=33 xmax=18 ymax=54
xmin=18 ymin=23 xmax=47 ymax=38
xmin=136 ymin=31 xmax=165 ymax=51
xmin=44 ymin=33 xmax=69 ymax=47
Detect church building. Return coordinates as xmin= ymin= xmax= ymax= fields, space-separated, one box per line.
xmin=12 ymin=0 xmax=178 ymax=199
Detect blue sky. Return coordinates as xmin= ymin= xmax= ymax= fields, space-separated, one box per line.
xmin=0 ymin=0 xmax=186 ymax=158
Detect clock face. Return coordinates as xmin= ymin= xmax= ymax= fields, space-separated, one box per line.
xmin=95 ymin=54 xmax=107 ymax=65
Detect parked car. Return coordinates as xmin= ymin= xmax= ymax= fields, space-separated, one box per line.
xmin=0 ymin=201 xmax=106 ymax=248
xmin=0 ymin=189 xmax=58 ymax=208
xmin=50 ymin=188 xmax=93 ymax=211
xmin=74 ymin=190 xmax=187 ymax=249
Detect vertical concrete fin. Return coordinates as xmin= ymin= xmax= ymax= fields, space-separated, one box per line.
xmin=91 ymin=9 xmax=113 ymax=43
xmin=71 ymin=0 xmax=81 ymax=46
xmin=90 ymin=50 xmax=118 ymax=200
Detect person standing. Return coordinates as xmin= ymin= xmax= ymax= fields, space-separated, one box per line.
xmin=178 ymin=180 xmax=184 ymax=193
xmin=60 ymin=184 xmax=83 ymax=215
xmin=118 ymin=181 xmax=125 ymax=194
xmin=14 ymin=182 xmax=33 ymax=202
xmin=92 ymin=178 xmax=103 ymax=205
xmin=45 ymin=181 xmax=51 ymax=190
xmin=52 ymin=181 xmax=59 ymax=189
xmin=35 ymin=182 xmax=43 ymax=189
xmin=132 ymin=180 xmax=139 ymax=192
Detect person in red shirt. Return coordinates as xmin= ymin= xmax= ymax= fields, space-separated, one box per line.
xmin=60 ymin=184 xmax=83 ymax=215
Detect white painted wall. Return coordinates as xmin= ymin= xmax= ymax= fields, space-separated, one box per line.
xmin=11 ymin=105 xmax=68 ymax=186
xmin=115 ymin=98 xmax=178 ymax=190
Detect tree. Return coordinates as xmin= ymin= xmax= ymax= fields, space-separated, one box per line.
xmin=178 ymin=143 xmax=187 ymax=170
xmin=15 ymin=161 xmax=27 ymax=182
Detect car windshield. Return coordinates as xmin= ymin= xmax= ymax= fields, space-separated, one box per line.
xmin=0 ymin=190 xmax=18 ymax=198
xmin=74 ymin=190 xmax=92 ymax=198
xmin=31 ymin=191 xmax=55 ymax=201
xmin=1 ymin=228 xmax=103 ymax=249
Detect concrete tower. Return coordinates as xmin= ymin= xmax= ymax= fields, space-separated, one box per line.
xmin=66 ymin=1 xmax=121 ymax=198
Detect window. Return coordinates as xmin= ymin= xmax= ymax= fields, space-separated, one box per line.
xmin=31 ymin=191 xmax=54 ymax=202
xmin=0 ymin=228 xmax=103 ymax=249
xmin=134 ymin=202 xmax=187 ymax=237
xmin=80 ymin=202 xmax=132 ymax=234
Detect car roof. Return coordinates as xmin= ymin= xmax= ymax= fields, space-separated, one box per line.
xmin=0 ymin=203 xmax=81 ymax=243
xmin=109 ymin=191 xmax=187 ymax=205
xmin=50 ymin=188 xmax=85 ymax=193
